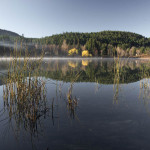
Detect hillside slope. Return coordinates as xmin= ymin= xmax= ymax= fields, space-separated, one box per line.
xmin=0 ymin=29 xmax=20 ymax=37
xmin=0 ymin=30 xmax=150 ymax=57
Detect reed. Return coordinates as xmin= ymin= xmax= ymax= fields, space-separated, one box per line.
xmin=139 ymin=63 xmax=150 ymax=100
xmin=2 ymin=46 xmax=48 ymax=134
xmin=66 ymin=71 xmax=82 ymax=118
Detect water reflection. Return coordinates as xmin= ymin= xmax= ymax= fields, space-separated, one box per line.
xmin=0 ymin=58 xmax=150 ymax=149
xmin=68 ymin=61 xmax=78 ymax=68
xmin=1 ymin=58 xmax=150 ymax=84
xmin=39 ymin=58 xmax=150 ymax=84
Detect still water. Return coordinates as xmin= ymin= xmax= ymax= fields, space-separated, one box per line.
xmin=0 ymin=58 xmax=150 ymax=150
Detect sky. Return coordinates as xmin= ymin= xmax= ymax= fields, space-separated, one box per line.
xmin=0 ymin=0 xmax=150 ymax=38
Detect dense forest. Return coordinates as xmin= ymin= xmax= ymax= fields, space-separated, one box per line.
xmin=0 ymin=29 xmax=150 ymax=57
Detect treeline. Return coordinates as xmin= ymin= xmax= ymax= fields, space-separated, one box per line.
xmin=0 ymin=30 xmax=150 ymax=57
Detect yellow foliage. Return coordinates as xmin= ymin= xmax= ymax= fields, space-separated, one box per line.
xmin=82 ymin=50 xmax=92 ymax=57
xmin=82 ymin=60 xmax=89 ymax=66
xmin=68 ymin=48 xmax=78 ymax=56
xmin=68 ymin=62 xmax=78 ymax=68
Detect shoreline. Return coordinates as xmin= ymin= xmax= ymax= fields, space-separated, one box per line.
xmin=0 ymin=56 xmax=149 ymax=61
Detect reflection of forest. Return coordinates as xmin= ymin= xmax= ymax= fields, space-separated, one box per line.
xmin=40 ymin=59 xmax=150 ymax=84
xmin=0 ymin=59 xmax=150 ymax=84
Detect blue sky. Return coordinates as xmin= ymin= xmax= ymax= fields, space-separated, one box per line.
xmin=0 ymin=0 xmax=150 ymax=38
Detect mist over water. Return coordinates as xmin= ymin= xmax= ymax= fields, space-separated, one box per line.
xmin=0 ymin=41 xmax=16 ymax=48
xmin=0 ymin=41 xmax=41 ymax=50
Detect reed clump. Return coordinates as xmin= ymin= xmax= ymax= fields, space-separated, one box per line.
xmin=66 ymin=71 xmax=82 ymax=118
xmin=139 ymin=65 xmax=150 ymax=100
xmin=3 ymin=48 xmax=47 ymax=132
xmin=67 ymin=84 xmax=78 ymax=117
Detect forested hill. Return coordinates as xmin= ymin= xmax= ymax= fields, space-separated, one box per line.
xmin=26 ymin=31 xmax=150 ymax=57
xmin=0 ymin=29 xmax=20 ymax=37
xmin=0 ymin=30 xmax=150 ymax=57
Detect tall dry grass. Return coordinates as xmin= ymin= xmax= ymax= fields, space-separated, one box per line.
xmin=2 ymin=46 xmax=48 ymax=133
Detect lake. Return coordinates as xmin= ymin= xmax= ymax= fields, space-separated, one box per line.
xmin=0 ymin=58 xmax=150 ymax=150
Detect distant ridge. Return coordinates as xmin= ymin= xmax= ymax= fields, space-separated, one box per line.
xmin=0 ymin=29 xmax=150 ymax=57
xmin=0 ymin=28 xmax=148 ymax=38
xmin=0 ymin=29 xmax=20 ymax=37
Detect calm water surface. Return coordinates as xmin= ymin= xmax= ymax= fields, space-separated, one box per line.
xmin=0 ymin=58 xmax=150 ymax=150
